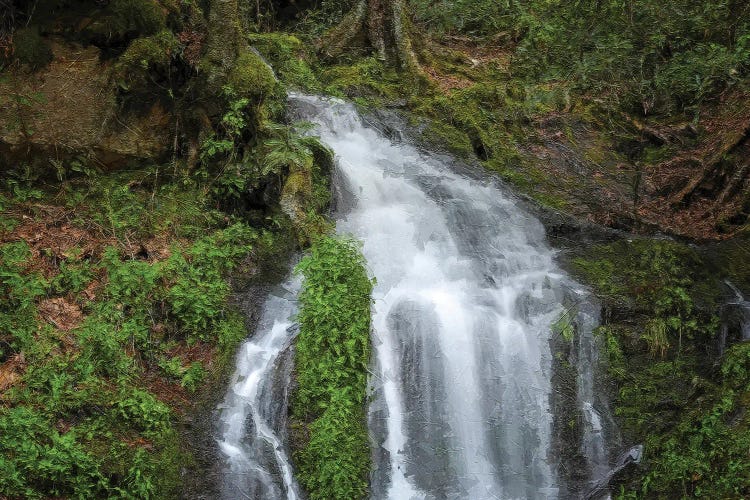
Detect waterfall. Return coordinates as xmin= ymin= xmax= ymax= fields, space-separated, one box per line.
xmin=217 ymin=276 xmax=302 ymax=499
xmin=719 ymin=281 xmax=750 ymax=355
xmin=217 ymin=95 xmax=612 ymax=499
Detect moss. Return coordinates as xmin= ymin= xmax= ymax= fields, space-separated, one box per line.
xmin=573 ymin=239 xmax=720 ymax=314
xmin=228 ymin=51 xmax=278 ymax=98
xmin=320 ymin=57 xmax=402 ymax=99
xmin=247 ymin=33 xmax=321 ymax=91
xmin=114 ymin=30 xmax=178 ymax=89
xmin=282 ymin=170 xmax=312 ymax=205
xmin=108 ymin=0 xmax=167 ymax=36
xmin=420 ymin=119 xmax=474 ymax=157
xmin=10 ymin=28 xmax=53 ymax=69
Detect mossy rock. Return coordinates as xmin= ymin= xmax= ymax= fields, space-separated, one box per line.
xmin=282 ymin=170 xmax=312 ymax=209
xmin=247 ymin=33 xmax=319 ymax=91
xmin=109 ymin=0 xmax=167 ymax=36
xmin=248 ymin=33 xmax=302 ymax=57
xmin=321 ymin=57 xmax=401 ymax=99
xmin=82 ymin=0 xmax=167 ymax=45
xmin=10 ymin=28 xmax=53 ymax=69
xmin=114 ymin=30 xmax=178 ymax=89
xmin=228 ymin=51 xmax=277 ymax=98
xmin=420 ymin=119 xmax=473 ymax=158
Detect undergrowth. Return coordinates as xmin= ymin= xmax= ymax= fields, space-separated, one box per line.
xmin=571 ymin=238 xmax=750 ymax=497
xmin=0 ymin=166 xmax=283 ymax=498
xmin=290 ymin=236 xmax=373 ymax=500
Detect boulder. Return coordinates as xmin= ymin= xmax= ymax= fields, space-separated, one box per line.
xmin=0 ymin=39 xmax=171 ymax=172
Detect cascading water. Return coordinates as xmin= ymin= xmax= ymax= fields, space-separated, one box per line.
xmin=719 ymin=281 xmax=750 ymax=355
xmin=217 ymin=276 xmax=302 ymax=499
xmin=293 ymin=95 xmax=609 ymax=498
xmin=218 ymin=94 xmax=612 ymax=499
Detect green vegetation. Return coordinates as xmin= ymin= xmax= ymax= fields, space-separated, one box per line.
xmin=570 ymin=238 xmax=750 ymax=497
xmin=108 ymin=0 xmax=168 ymax=37
xmin=114 ymin=30 xmax=179 ymax=90
xmin=512 ymin=1 xmax=750 ymax=116
xmin=291 ymin=236 xmax=374 ymax=500
xmin=0 ymin=165 xmax=290 ymax=498
xmin=228 ymin=51 xmax=278 ymax=98
xmin=410 ymin=0 xmax=750 ymax=116
xmin=3 ymin=0 xmax=749 ymax=496
xmin=248 ymin=33 xmax=321 ymax=91
xmin=7 ymin=28 xmax=53 ymax=69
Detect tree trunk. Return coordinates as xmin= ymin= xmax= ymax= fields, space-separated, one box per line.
xmin=203 ymin=0 xmax=247 ymax=93
xmin=318 ymin=0 xmax=419 ymax=71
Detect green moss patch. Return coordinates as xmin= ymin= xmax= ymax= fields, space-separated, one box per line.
xmin=228 ymin=51 xmax=278 ymax=98
xmin=291 ymin=236 xmax=373 ymax=500
xmin=248 ymin=33 xmax=321 ymax=91
xmin=8 ymin=28 xmax=53 ymax=69
xmin=115 ymin=30 xmax=178 ymax=89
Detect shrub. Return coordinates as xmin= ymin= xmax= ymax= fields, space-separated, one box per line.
xmin=10 ymin=28 xmax=53 ymax=69
xmin=51 ymin=256 xmax=93 ymax=295
xmin=0 ymin=242 xmax=47 ymax=351
xmin=164 ymin=222 xmax=255 ymax=339
xmin=0 ymin=407 xmax=108 ymax=498
xmin=114 ymin=389 xmax=171 ymax=434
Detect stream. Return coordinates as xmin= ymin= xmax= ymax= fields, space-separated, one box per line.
xmin=217 ymin=95 xmax=612 ymax=499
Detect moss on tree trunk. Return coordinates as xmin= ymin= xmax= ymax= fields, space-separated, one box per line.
xmin=318 ymin=0 xmax=420 ymax=72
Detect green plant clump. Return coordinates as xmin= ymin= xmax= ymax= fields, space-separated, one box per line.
xmin=291 ymin=236 xmax=374 ymax=500
xmin=228 ymin=51 xmax=278 ymax=98
xmin=9 ymin=28 xmax=54 ymax=69
xmin=115 ymin=30 xmax=179 ymax=89
xmin=0 ymin=167 xmax=269 ymax=498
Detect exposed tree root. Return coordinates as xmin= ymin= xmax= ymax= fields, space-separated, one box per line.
xmin=668 ymin=124 xmax=750 ymax=207
xmin=318 ymin=0 xmax=421 ymax=72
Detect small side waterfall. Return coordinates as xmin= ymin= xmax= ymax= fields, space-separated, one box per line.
xmin=217 ymin=276 xmax=302 ymax=499
xmin=719 ymin=281 xmax=750 ymax=355
xmin=572 ymin=295 xmax=611 ymax=483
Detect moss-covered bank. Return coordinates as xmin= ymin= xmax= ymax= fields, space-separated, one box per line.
xmin=0 ymin=166 xmax=279 ymax=497
xmin=565 ymin=238 xmax=750 ymax=498
xmin=290 ymin=236 xmax=374 ymax=500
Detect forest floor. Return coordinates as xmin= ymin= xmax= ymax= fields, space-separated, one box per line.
xmin=0 ymin=166 xmax=293 ymax=497
xmin=414 ymin=38 xmax=750 ymax=241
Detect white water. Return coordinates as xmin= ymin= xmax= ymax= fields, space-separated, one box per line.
xmin=217 ymin=277 xmax=302 ymax=499
xmin=726 ymin=281 xmax=750 ymax=340
xmin=719 ymin=281 xmax=750 ymax=357
xmin=293 ymin=95 xmax=607 ymax=499
xmin=217 ymin=95 xmax=611 ymax=499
